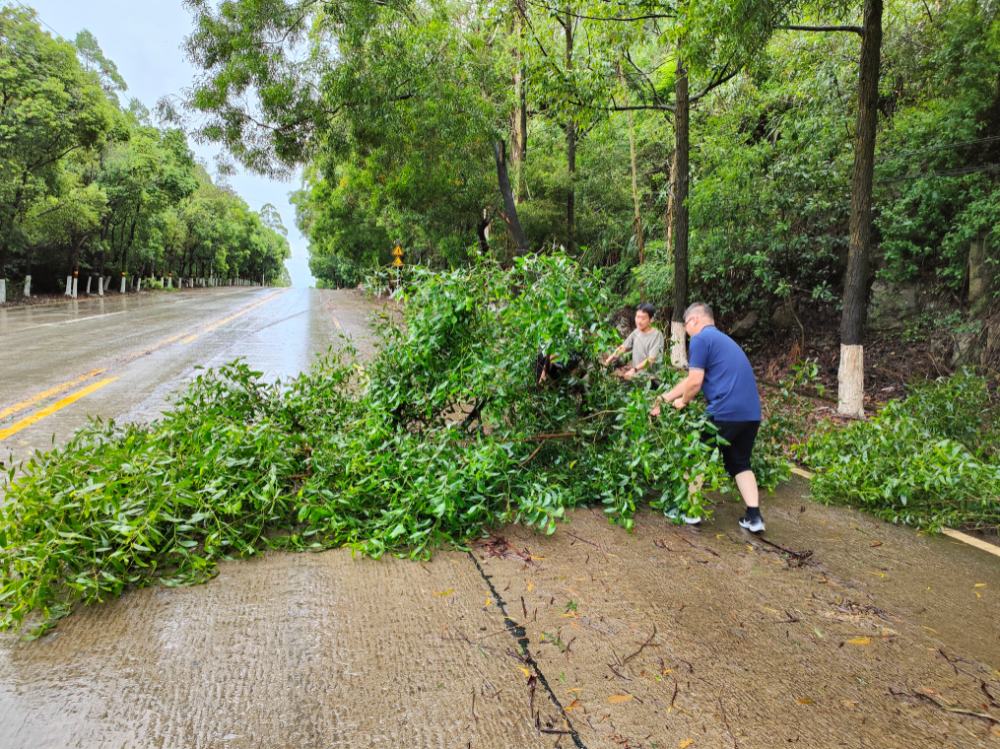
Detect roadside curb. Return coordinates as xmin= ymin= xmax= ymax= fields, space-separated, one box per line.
xmin=788 ymin=463 xmax=1000 ymax=559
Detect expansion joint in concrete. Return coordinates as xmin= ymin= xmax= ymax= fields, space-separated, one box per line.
xmin=467 ymin=550 xmax=588 ymax=749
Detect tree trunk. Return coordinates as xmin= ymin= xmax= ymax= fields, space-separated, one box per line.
xmin=512 ymin=0 xmax=528 ymax=203
xmin=671 ymin=58 xmax=690 ymax=368
xmin=664 ymin=148 xmax=677 ymax=251
xmin=565 ymin=9 xmax=575 ymax=253
xmin=838 ymin=0 xmax=883 ymax=418
xmin=494 ymin=140 xmax=530 ymax=255
xmin=624 ymin=74 xmax=645 ymax=299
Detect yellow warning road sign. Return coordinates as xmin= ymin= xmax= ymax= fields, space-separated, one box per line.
xmin=393 ymin=246 xmax=404 ymax=257
xmin=392 ymin=257 xmax=403 ymax=266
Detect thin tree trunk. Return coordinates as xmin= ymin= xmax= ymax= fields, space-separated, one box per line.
xmin=565 ymin=9 xmax=575 ymax=253
xmin=664 ymin=148 xmax=677 ymax=251
xmin=671 ymin=57 xmax=690 ymax=367
xmin=512 ymin=0 xmax=528 ymax=203
xmin=622 ymin=64 xmax=645 ymax=298
xmin=494 ymin=140 xmax=530 ymax=255
xmin=838 ymin=0 xmax=883 ymax=417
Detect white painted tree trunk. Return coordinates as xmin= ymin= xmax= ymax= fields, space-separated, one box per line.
xmin=0 ymin=279 xmax=5 ymax=304
xmin=838 ymin=344 xmax=865 ymax=418
xmin=23 ymin=275 xmax=30 ymax=298
xmin=97 ymin=277 xmax=104 ymax=296
xmin=86 ymin=276 xmax=92 ymax=295
xmin=120 ymin=276 xmax=126 ymax=294
xmin=167 ymin=277 xmax=172 ymax=289
xmin=670 ymin=321 xmax=688 ymax=368
xmin=72 ymin=277 xmax=78 ymax=299
xmin=137 ymin=277 xmax=142 ymax=292
xmin=65 ymin=276 xmax=73 ymax=296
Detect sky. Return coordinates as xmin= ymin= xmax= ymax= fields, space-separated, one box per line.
xmin=19 ymin=0 xmax=317 ymax=288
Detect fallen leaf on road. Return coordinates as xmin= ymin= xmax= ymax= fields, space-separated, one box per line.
xmin=797 ymin=698 xmax=815 ymax=705
xmin=518 ymin=667 xmax=531 ymax=679
xmin=976 ymin=583 xmax=986 ymax=587
xmin=566 ymin=699 xmax=581 ymax=711
xmin=608 ymin=695 xmax=633 ymax=704
xmin=567 ymin=687 xmax=581 ymax=693
xmin=870 ymin=542 xmax=883 ymax=547
xmin=847 ymin=638 xmax=871 ymax=645
xmin=434 ymin=589 xmax=454 ymax=597
xmin=680 ymin=739 xmax=693 ymax=748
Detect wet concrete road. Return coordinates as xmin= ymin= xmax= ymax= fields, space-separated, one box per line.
xmin=0 ymin=287 xmax=376 ymax=469
xmin=1 ymin=482 xmax=998 ymax=749
xmin=2 ymin=289 xmax=1000 ymax=748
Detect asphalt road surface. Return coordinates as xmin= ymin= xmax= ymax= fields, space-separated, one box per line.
xmin=1 ymin=288 xmax=999 ymax=749
xmin=0 ymin=286 xmax=374 ymax=469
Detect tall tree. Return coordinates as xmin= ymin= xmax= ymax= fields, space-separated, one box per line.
xmin=0 ymin=7 xmax=113 ymax=285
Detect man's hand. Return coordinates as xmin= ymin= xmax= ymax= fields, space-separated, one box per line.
xmin=673 ymin=397 xmax=686 ymax=410
xmin=623 ymin=368 xmax=636 ymax=381
xmin=650 ymin=401 xmax=662 ymax=417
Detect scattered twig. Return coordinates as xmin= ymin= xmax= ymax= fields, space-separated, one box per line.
xmin=938 ymin=648 xmax=961 ymax=675
xmin=622 ymin=625 xmax=658 ymax=666
xmin=890 ymin=687 xmax=1000 ymax=725
xmin=982 ymin=681 xmax=1000 ymax=709
xmin=718 ymin=688 xmax=739 ymax=748
xmin=566 ymin=532 xmax=599 ymax=548
xmin=471 ymin=689 xmax=479 ymax=723
xmin=675 ymin=532 xmax=720 ymax=558
xmin=608 ymin=663 xmax=632 ymax=681
xmin=755 ymin=536 xmax=814 ymax=564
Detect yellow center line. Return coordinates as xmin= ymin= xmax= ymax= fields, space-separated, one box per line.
xmin=0 ymin=369 xmax=107 ymax=420
xmin=0 ymin=290 xmax=288 ymax=443
xmin=0 ymin=378 xmax=120 ymax=442
xmin=182 ymin=290 xmax=288 ymax=344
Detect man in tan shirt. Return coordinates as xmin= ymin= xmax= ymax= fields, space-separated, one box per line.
xmin=603 ymin=303 xmax=665 ymax=381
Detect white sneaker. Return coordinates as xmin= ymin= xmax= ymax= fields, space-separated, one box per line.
xmin=665 ymin=508 xmax=702 ymax=525
xmin=738 ymin=514 xmax=765 ymax=533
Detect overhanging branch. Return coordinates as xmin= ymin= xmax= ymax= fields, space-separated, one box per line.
xmin=778 ymin=24 xmax=864 ymax=35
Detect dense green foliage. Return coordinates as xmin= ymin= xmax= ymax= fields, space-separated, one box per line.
xmin=0 ymin=256 xmax=791 ymax=635
xmin=804 ymin=371 xmax=1000 ymax=531
xmin=0 ymin=7 xmax=290 ymax=295
xmin=182 ymin=0 xmax=999 ymax=319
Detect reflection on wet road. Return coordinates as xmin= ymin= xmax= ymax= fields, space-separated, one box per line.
xmin=0 ymin=287 xmax=370 ymax=468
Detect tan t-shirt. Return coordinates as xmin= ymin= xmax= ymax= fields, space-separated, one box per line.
xmin=623 ymin=327 xmax=665 ymax=373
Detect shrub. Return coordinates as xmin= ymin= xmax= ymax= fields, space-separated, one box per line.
xmin=802 ymin=370 xmax=1000 ymax=532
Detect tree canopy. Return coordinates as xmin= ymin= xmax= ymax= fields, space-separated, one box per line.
xmin=0 ymin=6 xmax=291 ymax=293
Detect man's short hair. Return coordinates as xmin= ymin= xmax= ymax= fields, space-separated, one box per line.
xmin=684 ymin=302 xmax=714 ymax=322
xmin=636 ymin=302 xmax=657 ymax=318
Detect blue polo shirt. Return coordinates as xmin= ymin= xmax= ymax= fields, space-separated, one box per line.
xmin=688 ymin=326 xmax=761 ymax=422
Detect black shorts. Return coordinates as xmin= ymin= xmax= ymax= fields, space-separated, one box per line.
xmin=702 ymin=419 xmax=759 ymax=477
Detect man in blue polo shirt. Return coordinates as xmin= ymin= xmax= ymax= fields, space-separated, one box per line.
xmin=650 ymin=302 xmax=765 ymax=533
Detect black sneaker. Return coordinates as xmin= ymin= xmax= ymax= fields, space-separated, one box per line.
xmin=739 ymin=514 xmax=765 ymax=533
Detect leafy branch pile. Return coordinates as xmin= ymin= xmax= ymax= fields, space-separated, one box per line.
xmin=0 ymin=255 xmax=789 ymax=635
xmin=803 ymin=371 xmax=1000 ymax=532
